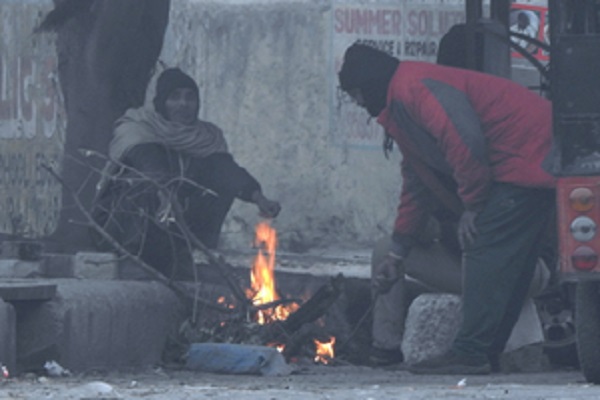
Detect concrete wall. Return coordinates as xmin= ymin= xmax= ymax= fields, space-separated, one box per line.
xmin=0 ymin=0 xmax=64 ymax=237
xmin=0 ymin=0 xmax=467 ymax=252
xmin=157 ymin=0 xmax=464 ymax=252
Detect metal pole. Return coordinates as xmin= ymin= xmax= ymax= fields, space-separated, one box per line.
xmin=465 ymin=0 xmax=483 ymax=70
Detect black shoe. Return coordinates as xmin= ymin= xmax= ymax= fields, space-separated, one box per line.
xmin=408 ymin=350 xmax=491 ymax=375
xmin=369 ymin=347 xmax=404 ymax=367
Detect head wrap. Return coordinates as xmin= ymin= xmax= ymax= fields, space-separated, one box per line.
xmin=338 ymin=43 xmax=400 ymax=117
xmin=153 ymin=68 xmax=200 ymax=119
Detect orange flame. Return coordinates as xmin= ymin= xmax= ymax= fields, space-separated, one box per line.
xmin=247 ymin=221 xmax=298 ymax=324
xmin=266 ymin=342 xmax=285 ymax=353
xmin=314 ymin=337 xmax=336 ymax=364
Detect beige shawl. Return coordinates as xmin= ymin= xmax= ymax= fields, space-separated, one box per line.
xmin=109 ymin=107 xmax=228 ymax=160
xmin=96 ymin=108 xmax=228 ymax=193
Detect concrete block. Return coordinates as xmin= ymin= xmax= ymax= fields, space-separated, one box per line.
xmin=0 ymin=260 xmax=43 ymax=278
xmin=15 ymin=279 xmax=184 ymax=373
xmin=402 ymin=294 xmax=462 ymax=364
xmin=0 ymin=241 xmax=43 ymax=261
xmin=0 ymin=299 xmax=16 ymax=375
xmin=42 ymin=254 xmax=74 ymax=278
xmin=73 ymin=252 xmax=118 ymax=280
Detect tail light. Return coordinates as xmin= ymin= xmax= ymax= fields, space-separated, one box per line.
xmin=558 ymin=178 xmax=600 ymax=276
xmin=571 ymin=246 xmax=598 ymax=271
xmin=570 ymin=216 xmax=597 ymax=242
xmin=569 ymin=187 xmax=594 ymax=212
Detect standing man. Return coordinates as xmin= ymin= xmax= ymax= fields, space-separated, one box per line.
xmin=338 ymin=43 xmax=555 ymax=375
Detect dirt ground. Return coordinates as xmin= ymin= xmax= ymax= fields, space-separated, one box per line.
xmin=0 ymin=363 xmax=596 ymax=400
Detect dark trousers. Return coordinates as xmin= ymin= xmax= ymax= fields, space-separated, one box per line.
xmin=452 ymin=183 xmax=555 ymax=361
xmin=92 ymin=154 xmax=239 ymax=280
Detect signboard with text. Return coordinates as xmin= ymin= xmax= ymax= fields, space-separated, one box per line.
xmin=0 ymin=0 xmax=65 ymax=236
xmin=331 ymin=0 xmax=465 ymax=149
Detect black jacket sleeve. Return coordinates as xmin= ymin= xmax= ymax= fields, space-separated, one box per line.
xmin=188 ymin=153 xmax=261 ymax=202
xmin=122 ymin=144 xmax=261 ymax=202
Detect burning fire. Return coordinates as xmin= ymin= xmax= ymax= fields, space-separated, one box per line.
xmin=246 ymin=221 xmax=298 ymax=324
xmin=314 ymin=337 xmax=336 ymax=365
xmin=247 ymin=221 xmax=335 ymax=365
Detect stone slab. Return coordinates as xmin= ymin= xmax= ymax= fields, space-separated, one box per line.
xmin=72 ymin=252 xmax=118 ymax=280
xmin=0 ymin=280 xmax=56 ymax=301
xmin=402 ymin=293 xmax=462 ymax=365
xmin=42 ymin=253 xmax=119 ymax=280
xmin=0 ymin=260 xmax=43 ymax=279
xmin=0 ymin=241 xmax=43 ymax=261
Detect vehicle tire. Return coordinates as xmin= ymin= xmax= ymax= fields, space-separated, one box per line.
xmin=575 ymin=281 xmax=600 ymax=384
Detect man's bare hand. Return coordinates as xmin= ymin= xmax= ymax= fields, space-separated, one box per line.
xmin=458 ymin=210 xmax=479 ymax=249
xmin=372 ymin=254 xmax=402 ymax=294
xmin=252 ymin=191 xmax=281 ymax=218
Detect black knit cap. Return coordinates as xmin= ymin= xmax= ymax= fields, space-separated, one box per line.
xmin=153 ymin=68 xmax=200 ymax=119
xmin=338 ymin=43 xmax=400 ymax=117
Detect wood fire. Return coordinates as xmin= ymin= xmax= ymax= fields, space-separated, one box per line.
xmin=246 ymin=221 xmax=336 ymax=364
xmin=314 ymin=337 xmax=336 ymax=364
xmin=246 ymin=221 xmax=299 ymax=324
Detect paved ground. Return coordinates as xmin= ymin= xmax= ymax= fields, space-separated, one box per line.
xmin=0 ymin=364 xmax=595 ymax=399
xmin=2 ymin=246 xmax=592 ymax=399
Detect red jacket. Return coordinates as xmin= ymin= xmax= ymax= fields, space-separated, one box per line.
xmin=377 ymin=62 xmax=555 ymax=238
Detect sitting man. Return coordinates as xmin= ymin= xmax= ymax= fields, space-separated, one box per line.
xmin=92 ymin=68 xmax=280 ymax=279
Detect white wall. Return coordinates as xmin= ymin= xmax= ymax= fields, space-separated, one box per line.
xmin=158 ymin=0 xmax=464 ymax=251
xmin=0 ymin=0 xmax=64 ymax=237
xmin=0 ymin=0 xmax=465 ymax=252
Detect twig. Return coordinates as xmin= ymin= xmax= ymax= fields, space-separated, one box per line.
xmin=82 ymin=148 xmax=250 ymax=308
xmin=335 ymin=299 xmax=375 ymax=353
xmin=42 ymin=163 xmax=234 ymax=315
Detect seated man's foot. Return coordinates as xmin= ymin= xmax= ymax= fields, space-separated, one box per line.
xmin=408 ymin=350 xmax=491 ymax=375
xmin=369 ymin=347 xmax=404 ymax=367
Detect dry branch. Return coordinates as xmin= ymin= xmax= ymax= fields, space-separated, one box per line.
xmin=42 ymin=164 xmax=234 ymax=315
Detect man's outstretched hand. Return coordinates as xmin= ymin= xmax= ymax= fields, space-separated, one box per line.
xmin=372 ymin=254 xmax=402 ymax=295
xmin=252 ymin=191 xmax=281 ymax=219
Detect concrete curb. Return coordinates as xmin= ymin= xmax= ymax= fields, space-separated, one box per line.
xmin=14 ymin=279 xmax=184 ymax=373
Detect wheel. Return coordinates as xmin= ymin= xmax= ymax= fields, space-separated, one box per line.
xmin=575 ymin=281 xmax=600 ymax=384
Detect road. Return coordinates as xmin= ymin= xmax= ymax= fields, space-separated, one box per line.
xmin=0 ymin=364 xmax=596 ymax=399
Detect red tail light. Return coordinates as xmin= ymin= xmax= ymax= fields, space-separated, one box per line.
xmin=571 ymin=246 xmax=598 ymax=271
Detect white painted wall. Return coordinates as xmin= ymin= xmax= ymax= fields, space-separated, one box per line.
xmin=157 ymin=0 xmax=464 ymax=251
xmin=0 ymin=0 xmax=64 ymax=237
xmin=0 ymin=0 xmax=466 ymax=252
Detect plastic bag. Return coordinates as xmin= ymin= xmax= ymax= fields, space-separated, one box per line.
xmin=185 ymin=343 xmax=293 ymax=376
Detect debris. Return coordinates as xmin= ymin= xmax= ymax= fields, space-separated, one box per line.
xmin=44 ymin=360 xmax=71 ymax=377
xmin=1 ymin=364 xmax=9 ymax=378
xmin=185 ymin=343 xmax=294 ymax=376
xmin=455 ymin=378 xmax=467 ymax=388
xmin=71 ymin=381 xmax=121 ymax=399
